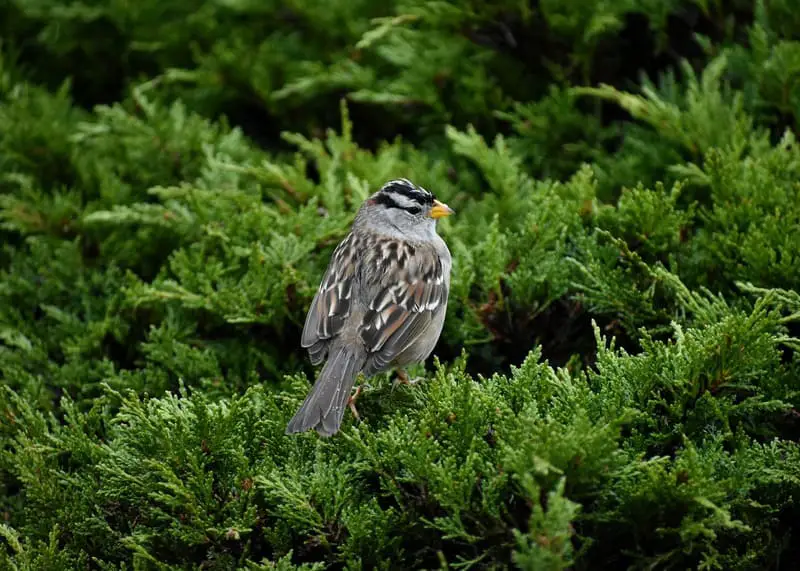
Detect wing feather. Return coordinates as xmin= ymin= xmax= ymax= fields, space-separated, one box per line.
xmin=360 ymin=251 xmax=447 ymax=375
xmin=301 ymin=233 xmax=358 ymax=365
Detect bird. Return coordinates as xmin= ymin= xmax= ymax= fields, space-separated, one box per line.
xmin=285 ymin=178 xmax=454 ymax=437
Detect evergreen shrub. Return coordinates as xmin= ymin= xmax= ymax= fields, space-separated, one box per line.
xmin=2 ymin=0 xmax=800 ymax=569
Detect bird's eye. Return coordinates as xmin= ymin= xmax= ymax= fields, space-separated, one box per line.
xmin=405 ymin=206 xmax=421 ymax=215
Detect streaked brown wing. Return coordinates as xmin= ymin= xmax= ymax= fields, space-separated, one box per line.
xmin=301 ymin=232 xmax=359 ymax=365
xmin=360 ymin=254 xmax=447 ymax=375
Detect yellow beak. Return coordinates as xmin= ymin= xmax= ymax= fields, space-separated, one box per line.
xmin=429 ymin=199 xmax=455 ymax=219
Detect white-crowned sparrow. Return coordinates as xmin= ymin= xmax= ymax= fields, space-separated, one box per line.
xmin=285 ymin=178 xmax=454 ymax=436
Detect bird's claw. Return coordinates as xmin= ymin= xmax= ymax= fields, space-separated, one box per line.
xmin=392 ymin=370 xmax=423 ymax=390
xmin=348 ymin=385 xmax=363 ymax=421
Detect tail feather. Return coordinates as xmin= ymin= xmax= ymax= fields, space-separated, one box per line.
xmin=285 ymin=346 xmax=363 ymax=437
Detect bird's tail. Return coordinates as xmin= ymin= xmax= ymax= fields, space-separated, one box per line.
xmin=285 ymin=345 xmax=364 ymax=437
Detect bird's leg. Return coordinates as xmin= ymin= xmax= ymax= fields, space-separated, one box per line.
xmin=393 ymin=369 xmax=423 ymax=387
xmin=348 ymin=385 xmax=363 ymax=421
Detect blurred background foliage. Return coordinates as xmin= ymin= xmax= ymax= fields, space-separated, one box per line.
xmin=2 ymin=0 xmax=800 ymax=569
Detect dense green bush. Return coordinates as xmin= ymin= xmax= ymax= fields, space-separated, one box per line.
xmin=2 ymin=0 xmax=800 ymax=568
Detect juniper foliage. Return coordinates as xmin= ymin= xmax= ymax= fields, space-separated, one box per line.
xmin=2 ymin=0 xmax=800 ymax=569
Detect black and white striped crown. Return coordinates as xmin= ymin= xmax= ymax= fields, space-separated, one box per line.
xmin=373 ymin=178 xmax=434 ymax=214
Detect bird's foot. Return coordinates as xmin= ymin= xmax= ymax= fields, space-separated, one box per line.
xmin=393 ymin=369 xmax=424 ymax=389
xmin=348 ymin=385 xmax=363 ymax=421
